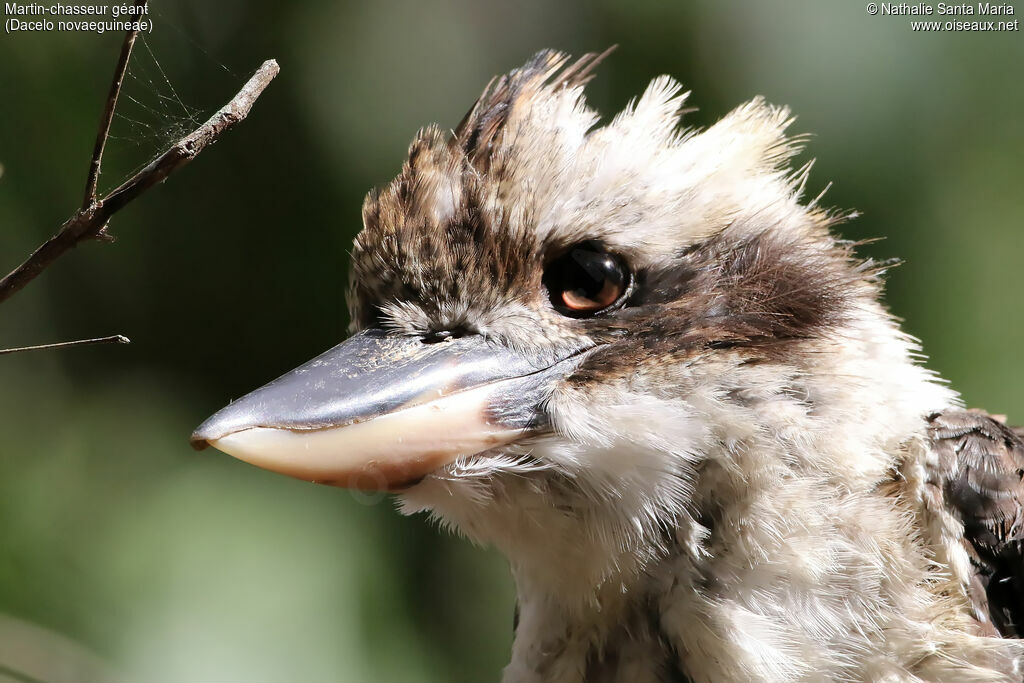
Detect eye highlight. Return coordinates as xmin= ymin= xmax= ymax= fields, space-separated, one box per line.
xmin=543 ymin=241 xmax=630 ymax=317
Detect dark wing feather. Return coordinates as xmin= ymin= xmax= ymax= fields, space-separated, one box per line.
xmin=927 ymin=408 xmax=1024 ymax=637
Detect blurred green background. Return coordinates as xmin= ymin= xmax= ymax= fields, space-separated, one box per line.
xmin=1 ymin=1 xmax=1021 ymax=681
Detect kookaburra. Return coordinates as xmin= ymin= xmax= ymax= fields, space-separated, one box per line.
xmin=192 ymin=50 xmax=1024 ymax=681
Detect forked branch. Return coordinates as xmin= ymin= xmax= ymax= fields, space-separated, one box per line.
xmin=0 ymin=1 xmax=278 ymax=358
xmin=0 ymin=58 xmax=279 ymax=306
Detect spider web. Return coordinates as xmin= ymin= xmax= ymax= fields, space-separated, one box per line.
xmin=98 ymin=2 xmax=242 ymax=193
xmin=106 ymin=36 xmax=204 ymax=156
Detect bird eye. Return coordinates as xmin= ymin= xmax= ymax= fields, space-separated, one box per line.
xmin=543 ymin=242 xmax=629 ymax=317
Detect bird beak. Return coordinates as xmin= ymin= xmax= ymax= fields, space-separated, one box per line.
xmin=191 ymin=329 xmax=584 ymax=490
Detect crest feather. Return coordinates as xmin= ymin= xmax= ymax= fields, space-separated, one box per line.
xmin=453 ymin=47 xmax=616 ymax=170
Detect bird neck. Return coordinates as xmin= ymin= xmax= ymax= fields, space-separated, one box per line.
xmin=404 ymin=308 xmax=979 ymax=680
xmin=506 ymin=560 xmax=687 ymax=682
xmin=497 ymin=312 xmax=969 ymax=680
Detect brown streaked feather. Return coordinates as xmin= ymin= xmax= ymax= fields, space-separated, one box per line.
xmin=554 ymin=45 xmax=618 ymax=88
xmin=452 ymin=47 xmax=614 ymax=169
xmin=927 ymin=408 xmax=1024 ymax=637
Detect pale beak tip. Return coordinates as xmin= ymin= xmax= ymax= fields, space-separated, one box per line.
xmin=190 ymin=413 xmax=228 ymax=451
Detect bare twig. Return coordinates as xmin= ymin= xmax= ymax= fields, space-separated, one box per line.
xmin=82 ymin=0 xmax=148 ymax=209
xmin=0 ymin=335 xmax=130 ymax=356
xmin=0 ymin=60 xmax=280 ymax=306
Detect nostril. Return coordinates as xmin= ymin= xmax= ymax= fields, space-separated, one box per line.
xmin=421 ymin=330 xmax=454 ymax=344
xmin=421 ymin=327 xmax=470 ymax=344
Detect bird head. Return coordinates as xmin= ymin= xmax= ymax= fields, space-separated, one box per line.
xmin=192 ymin=50 xmax=948 ymax=595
